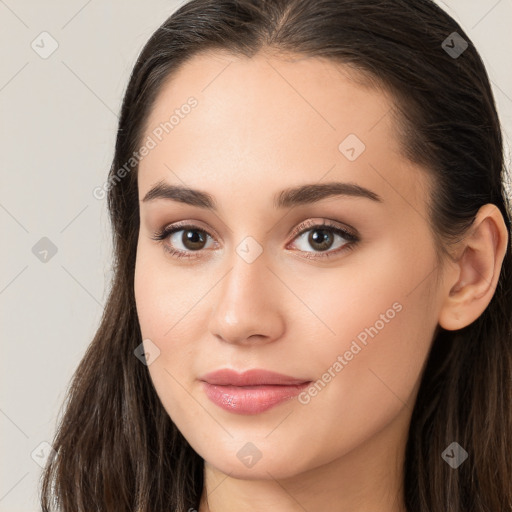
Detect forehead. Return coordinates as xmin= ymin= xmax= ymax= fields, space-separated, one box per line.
xmin=142 ymin=50 xmax=394 ymax=150
xmin=137 ymin=50 xmax=431 ymax=216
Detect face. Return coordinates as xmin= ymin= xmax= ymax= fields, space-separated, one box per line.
xmin=134 ymin=50 xmax=445 ymax=480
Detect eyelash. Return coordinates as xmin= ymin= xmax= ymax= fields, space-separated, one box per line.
xmin=150 ymin=219 xmax=359 ymax=261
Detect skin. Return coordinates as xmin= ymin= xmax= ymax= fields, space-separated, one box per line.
xmin=133 ymin=50 xmax=509 ymax=512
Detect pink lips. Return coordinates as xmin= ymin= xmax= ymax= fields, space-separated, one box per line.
xmin=199 ymin=369 xmax=311 ymax=415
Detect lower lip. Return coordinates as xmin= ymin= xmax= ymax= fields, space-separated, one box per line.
xmin=201 ymin=381 xmax=311 ymax=414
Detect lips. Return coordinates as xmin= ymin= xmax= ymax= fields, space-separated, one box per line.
xmin=200 ymin=368 xmax=310 ymax=386
xmin=199 ymin=369 xmax=311 ymax=414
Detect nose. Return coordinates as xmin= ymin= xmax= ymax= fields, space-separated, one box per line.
xmin=207 ymin=253 xmax=286 ymax=347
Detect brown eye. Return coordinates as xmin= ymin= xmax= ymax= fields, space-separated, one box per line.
xmin=306 ymin=228 xmax=335 ymax=252
xmin=180 ymin=229 xmax=208 ymax=251
xmin=151 ymin=223 xmax=215 ymax=259
xmin=289 ymin=221 xmax=358 ymax=258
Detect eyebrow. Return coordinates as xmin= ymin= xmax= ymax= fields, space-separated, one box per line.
xmin=141 ymin=180 xmax=382 ymax=210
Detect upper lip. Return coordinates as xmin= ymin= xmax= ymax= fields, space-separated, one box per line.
xmin=199 ymin=369 xmax=310 ymax=386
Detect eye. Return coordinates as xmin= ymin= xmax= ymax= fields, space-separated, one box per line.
xmin=286 ymin=219 xmax=359 ymax=260
xmin=150 ymin=219 xmax=359 ymax=260
xmin=150 ymin=222 xmax=215 ymax=259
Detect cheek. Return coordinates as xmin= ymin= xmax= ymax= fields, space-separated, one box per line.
xmin=134 ymin=247 xmax=210 ymax=417
xmin=134 ymin=244 xmax=204 ymax=339
xmin=295 ymin=239 xmax=438 ymax=432
xmin=292 ymin=233 xmax=436 ymax=360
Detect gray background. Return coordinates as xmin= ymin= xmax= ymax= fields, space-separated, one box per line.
xmin=1 ymin=1 xmax=511 ymax=510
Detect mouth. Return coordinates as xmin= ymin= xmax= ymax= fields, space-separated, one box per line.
xmin=199 ymin=368 xmax=312 ymax=414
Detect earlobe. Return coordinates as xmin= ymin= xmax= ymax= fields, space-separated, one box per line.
xmin=438 ymin=204 xmax=509 ymax=331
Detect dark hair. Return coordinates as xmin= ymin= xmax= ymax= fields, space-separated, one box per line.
xmin=40 ymin=0 xmax=512 ymax=510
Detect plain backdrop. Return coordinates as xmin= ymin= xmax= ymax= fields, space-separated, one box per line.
xmin=1 ymin=1 xmax=511 ymax=510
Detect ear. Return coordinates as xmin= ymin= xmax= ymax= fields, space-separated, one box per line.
xmin=438 ymin=204 xmax=509 ymax=331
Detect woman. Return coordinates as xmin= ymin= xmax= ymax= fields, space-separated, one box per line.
xmin=40 ymin=0 xmax=512 ymax=510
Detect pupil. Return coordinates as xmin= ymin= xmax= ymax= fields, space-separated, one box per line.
xmin=310 ymin=229 xmax=332 ymax=251
xmin=184 ymin=230 xmax=205 ymax=249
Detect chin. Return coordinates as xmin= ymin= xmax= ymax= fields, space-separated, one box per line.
xmin=201 ymin=442 xmax=313 ymax=481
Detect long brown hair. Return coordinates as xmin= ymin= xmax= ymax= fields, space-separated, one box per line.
xmin=40 ymin=1 xmax=512 ymax=510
